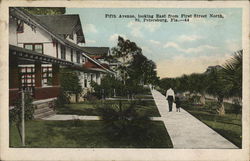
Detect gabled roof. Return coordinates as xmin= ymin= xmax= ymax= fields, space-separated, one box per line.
xmin=10 ymin=7 xmax=65 ymax=44
xmin=35 ymin=15 xmax=79 ymax=35
xmin=10 ymin=8 xmax=114 ymax=74
xmin=81 ymin=47 xmax=109 ymax=56
xmin=10 ymin=8 xmax=85 ymax=45
xmin=35 ymin=15 xmax=85 ymax=43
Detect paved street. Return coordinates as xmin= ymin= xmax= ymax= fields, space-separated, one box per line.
xmin=151 ymin=89 xmax=238 ymax=149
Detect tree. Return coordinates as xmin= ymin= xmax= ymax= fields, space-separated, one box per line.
xmin=110 ymin=36 xmax=142 ymax=84
xmin=60 ymin=68 xmax=82 ymax=103
xmin=206 ymin=50 xmax=243 ymax=115
xmin=110 ymin=36 xmax=158 ymax=86
xmin=21 ymin=7 xmax=65 ymax=15
xmin=92 ymin=75 xmax=125 ymax=98
xmin=206 ymin=67 xmax=227 ymax=115
xmin=221 ymin=50 xmax=242 ymax=98
xmin=186 ymin=73 xmax=209 ymax=105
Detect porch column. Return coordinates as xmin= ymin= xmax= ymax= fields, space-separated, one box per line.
xmin=35 ymin=62 xmax=42 ymax=87
xmin=97 ymin=73 xmax=101 ymax=85
xmin=52 ymin=64 xmax=60 ymax=86
xmin=9 ymin=57 xmax=19 ymax=88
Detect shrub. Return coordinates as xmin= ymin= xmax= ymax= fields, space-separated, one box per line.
xmin=60 ymin=68 xmax=82 ymax=103
xmin=179 ymin=100 xmax=192 ymax=109
xmin=96 ymin=100 xmax=153 ymax=141
xmin=92 ymin=75 xmax=148 ymax=99
xmin=55 ymin=90 xmax=70 ymax=108
xmin=231 ymin=99 xmax=242 ymax=117
xmin=188 ymin=95 xmax=201 ymax=105
xmin=83 ymin=91 xmax=98 ymax=102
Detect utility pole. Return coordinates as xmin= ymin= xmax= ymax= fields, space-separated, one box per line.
xmin=21 ymin=90 xmax=25 ymax=146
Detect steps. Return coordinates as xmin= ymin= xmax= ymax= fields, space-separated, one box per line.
xmin=33 ymin=98 xmax=56 ymax=119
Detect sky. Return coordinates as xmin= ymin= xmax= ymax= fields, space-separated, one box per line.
xmin=66 ymin=8 xmax=242 ymax=78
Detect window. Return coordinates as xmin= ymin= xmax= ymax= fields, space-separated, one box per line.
xmin=76 ymin=51 xmax=80 ymax=63
xmin=61 ymin=45 xmax=66 ymax=60
xmin=84 ymin=79 xmax=87 ymax=88
xmin=84 ymin=74 xmax=88 ymax=88
xmin=24 ymin=44 xmax=33 ymax=50
xmin=91 ymin=74 xmax=93 ymax=83
xmin=20 ymin=66 xmax=35 ymax=88
xmin=17 ymin=20 xmax=24 ymax=33
xmin=24 ymin=43 xmax=43 ymax=54
xmin=34 ymin=44 xmax=43 ymax=54
xmin=42 ymin=66 xmax=52 ymax=87
xmin=71 ymin=49 xmax=74 ymax=62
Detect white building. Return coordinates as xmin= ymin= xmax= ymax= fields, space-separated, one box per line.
xmin=9 ymin=7 xmax=114 ymax=104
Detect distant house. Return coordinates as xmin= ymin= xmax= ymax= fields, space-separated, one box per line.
xmin=205 ymin=65 xmax=223 ymax=73
xmin=9 ymin=8 xmax=113 ymax=118
xmin=80 ymin=47 xmax=116 ymax=93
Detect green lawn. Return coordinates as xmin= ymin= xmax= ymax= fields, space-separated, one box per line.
xmin=134 ymin=95 xmax=154 ymax=99
xmin=57 ymin=100 xmax=160 ymax=117
xmin=57 ymin=101 xmax=98 ymax=116
xmin=10 ymin=120 xmax=173 ymax=148
xmin=181 ymin=100 xmax=242 ymax=148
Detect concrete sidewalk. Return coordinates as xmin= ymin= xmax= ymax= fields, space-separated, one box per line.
xmin=151 ymin=89 xmax=238 ymax=149
xmin=43 ymin=114 xmax=100 ymax=121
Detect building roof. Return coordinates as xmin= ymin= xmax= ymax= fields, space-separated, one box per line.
xmin=10 ymin=8 xmax=85 ymax=45
xmin=205 ymin=65 xmax=223 ymax=73
xmin=81 ymin=47 xmax=109 ymax=56
xmin=35 ymin=15 xmax=79 ymax=35
xmin=9 ymin=8 xmax=115 ymax=74
xmin=35 ymin=15 xmax=85 ymax=43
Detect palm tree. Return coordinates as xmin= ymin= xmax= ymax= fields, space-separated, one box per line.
xmin=190 ymin=73 xmax=209 ymax=105
xmin=221 ymin=50 xmax=242 ymax=98
xmin=206 ymin=67 xmax=227 ymax=115
xmin=205 ymin=50 xmax=242 ymax=115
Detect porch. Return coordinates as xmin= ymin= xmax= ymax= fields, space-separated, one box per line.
xmin=9 ymin=45 xmax=74 ymax=106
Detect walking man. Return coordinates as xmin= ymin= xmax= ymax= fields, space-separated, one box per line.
xmin=166 ymin=88 xmax=175 ymax=112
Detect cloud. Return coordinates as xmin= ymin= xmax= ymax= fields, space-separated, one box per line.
xmin=141 ymin=46 xmax=152 ymax=53
xmin=189 ymin=17 xmax=218 ymax=27
xmin=163 ymin=42 xmax=217 ymax=54
xmin=225 ymin=39 xmax=242 ymax=52
xmin=127 ymin=21 xmax=161 ymax=38
xmin=149 ymin=40 xmax=161 ymax=46
xmin=163 ymin=42 xmax=180 ymax=48
xmin=144 ymin=23 xmax=161 ymax=32
xmin=108 ymin=33 xmax=127 ymax=42
xmin=178 ymin=35 xmax=203 ymax=42
xmin=85 ymin=24 xmax=98 ymax=33
xmin=86 ymin=39 xmax=96 ymax=44
xmin=157 ymin=54 xmax=232 ymax=78
xmin=141 ymin=46 xmax=153 ymax=59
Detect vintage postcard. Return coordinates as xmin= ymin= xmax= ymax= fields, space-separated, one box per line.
xmin=0 ymin=0 xmax=249 ymax=161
